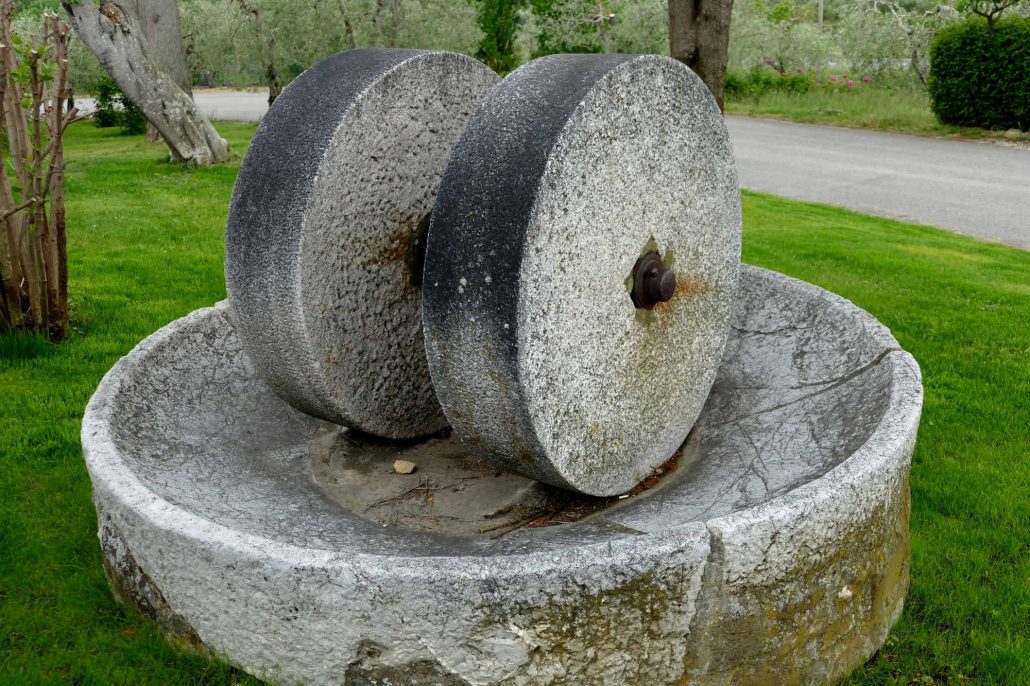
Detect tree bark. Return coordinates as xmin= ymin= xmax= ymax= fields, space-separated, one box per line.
xmin=62 ymin=0 xmax=229 ymax=165
xmin=0 ymin=19 xmax=20 ymax=330
xmin=134 ymin=0 xmax=191 ymax=94
xmin=139 ymin=0 xmax=192 ymax=146
xmin=45 ymin=14 xmax=72 ymax=340
xmin=669 ymin=0 xmax=734 ymax=111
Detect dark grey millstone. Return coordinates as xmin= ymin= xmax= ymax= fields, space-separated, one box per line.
xmin=422 ymin=54 xmax=742 ymax=496
xmin=82 ymin=265 xmax=923 ymax=685
xmin=225 ymin=48 xmax=498 ymax=439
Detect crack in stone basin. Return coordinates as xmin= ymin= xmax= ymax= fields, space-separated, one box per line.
xmin=82 ymin=265 xmax=923 ymax=685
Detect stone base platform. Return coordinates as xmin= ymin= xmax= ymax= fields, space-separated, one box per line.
xmin=81 ymin=266 xmax=922 ymax=686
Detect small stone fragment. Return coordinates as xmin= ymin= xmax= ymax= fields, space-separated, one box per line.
xmin=393 ymin=460 xmax=416 ymax=475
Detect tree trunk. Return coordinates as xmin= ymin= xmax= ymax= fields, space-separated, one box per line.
xmin=596 ymin=2 xmax=613 ymax=53
xmin=0 ymin=3 xmax=75 ymax=339
xmin=235 ymin=0 xmax=282 ymax=106
xmin=0 ymin=20 xmax=42 ymax=331
xmin=135 ymin=0 xmax=191 ymax=95
xmin=337 ymin=0 xmax=358 ymax=49
xmin=46 ymin=13 xmax=72 ymax=340
xmin=62 ymin=0 xmax=229 ymax=165
xmin=669 ymin=0 xmax=734 ymax=111
xmin=0 ymin=20 xmax=19 ymax=330
xmin=142 ymin=0 xmax=188 ymax=144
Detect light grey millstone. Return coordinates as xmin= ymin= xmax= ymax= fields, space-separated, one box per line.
xmin=82 ymin=266 xmax=923 ymax=685
xmin=423 ymin=54 xmax=742 ymax=496
xmin=224 ymin=48 xmax=498 ymax=439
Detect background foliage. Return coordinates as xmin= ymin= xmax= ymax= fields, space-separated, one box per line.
xmin=475 ymin=0 xmax=527 ymax=73
xmin=16 ymin=0 xmax=1029 ymax=123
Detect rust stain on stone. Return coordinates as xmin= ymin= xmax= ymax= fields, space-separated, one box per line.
xmin=674 ymin=277 xmax=707 ymax=299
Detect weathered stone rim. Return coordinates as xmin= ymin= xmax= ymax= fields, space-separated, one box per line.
xmin=82 ymin=265 xmax=923 ymax=577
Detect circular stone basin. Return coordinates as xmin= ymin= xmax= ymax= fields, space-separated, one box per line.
xmin=82 ymin=266 xmax=922 ymax=686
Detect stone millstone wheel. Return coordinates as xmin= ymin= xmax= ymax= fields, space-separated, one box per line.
xmin=423 ymin=54 xmax=742 ymax=496
xmin=225 ymin=49 xmax=498 ymax=438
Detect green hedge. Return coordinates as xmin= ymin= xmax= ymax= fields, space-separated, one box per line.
xmin=929 ymin=16 xmax=1030 ymax=131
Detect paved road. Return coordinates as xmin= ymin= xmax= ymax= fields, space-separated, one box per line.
xmin=77 ymin=89 xmax=270 ymax=124
xmin=191 ymin=89 xmax=271 ymax=122
xmin=79 ymin=91 xmax=1030 ymax=249
xmin=726 ymin=116 xmax=1030 ymax=250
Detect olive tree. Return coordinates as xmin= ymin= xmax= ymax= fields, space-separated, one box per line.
xmin=730 ymin=0 xmax=837 ymax=74
xmin=62 ymin=0 xmax=228 ymax=165
xmin=837 ymin=0 xmax=958 ymax=87
xmin=960 ymin=0 xmax=1027 ymax=29
xmin=183 ymin=0 xmax=479 ymax=90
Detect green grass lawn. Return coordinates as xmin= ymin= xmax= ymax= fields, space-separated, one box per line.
xmin=2 ymin=123 xmax=1028 ymax=685
xmin=726 ymin=87 xmax=1030 ymax=142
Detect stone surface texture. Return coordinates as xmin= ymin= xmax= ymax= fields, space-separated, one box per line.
xmin=423 ymin=54 xmax=741 ymax=496
xmin=82 ymin=266 xmax=922 ymax=686
xmin=225 ymin=48 xmax=498 ymax=439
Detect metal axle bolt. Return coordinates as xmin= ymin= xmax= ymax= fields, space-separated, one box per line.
xmin=631 ymin=252 xmax=676 ymax=310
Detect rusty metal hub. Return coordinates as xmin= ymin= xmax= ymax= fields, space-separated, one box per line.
xmin=631 ymin=252 xmax=676 ymax=310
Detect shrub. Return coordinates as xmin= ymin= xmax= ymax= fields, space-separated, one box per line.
xmin=724 ymin=69 xmax=749 ymax=98
xmin=92 ymin=77 xmax=120 ymax=128
xmin=92 ymin=77 xmax=147 ymax=135
xmin=476 ymin=0 xmax=526 ymax=73
xmin=929 ymin=16 xmax=1030 ymax=131
xmin=725 ymin=66 xmax=875 ymax=99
